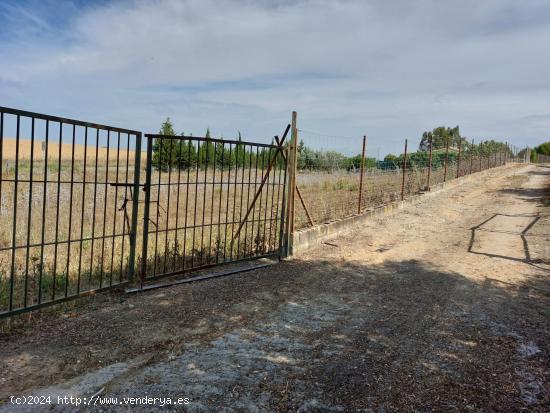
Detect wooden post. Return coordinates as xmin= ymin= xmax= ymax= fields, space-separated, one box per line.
xmin=401 ymin=139 xmax=408 ymax=201
xmin=358 ymin=135 xmax=366 ymax=214
xmin=284 ymin=111 xmax=298 ymax=256
xmin=456 ymin=138 xmax=462 ymax=178
xmin=426 ymin=135 xmax=433 ymax=191
xmin=274 ymin=135 xmax=314 ymax=228
xmin=443 ymin=136 xmax=449 ymax=182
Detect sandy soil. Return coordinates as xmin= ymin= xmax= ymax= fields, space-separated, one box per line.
xmin=0 ymin=164 xmax=549 ymax=412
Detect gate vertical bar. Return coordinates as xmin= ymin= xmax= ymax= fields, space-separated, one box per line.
xmin=127 ymin=132 xmax=142 ymax=282
xmin=8 ymin=115 xmax=20 ymax=311
xmin=278 ymin=147 xmax=288 ymax=258
xmin=140 ymin=136 xmax=153 ymax=285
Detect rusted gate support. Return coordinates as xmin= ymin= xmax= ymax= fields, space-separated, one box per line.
xmin=358 ymin=135 xmax=367 ymax=213
xmin=274 ymin=135 xmax=314 ymax=227
xmin=401 ymin=138 xmax=408 ymax=201
xmin=295 ymin=185 xmax=314 ymax=227
xmin=426 ymin=135 xmax=433 ymax=191
xmin=231 ymin=124 xmax=290 ymax=243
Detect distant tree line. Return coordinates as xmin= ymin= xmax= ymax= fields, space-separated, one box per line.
xmin=383 ymin=125 xmax=511 ymax=169
xmin=152 ymin=118 xmax=281 ymax=171
xmin=297 ymin=140 xmax=377 ymax=172
xmin=152 ymin=119 xmax=513 ymax=172
xmin=531 ymin=141 xmax=550 ymax=162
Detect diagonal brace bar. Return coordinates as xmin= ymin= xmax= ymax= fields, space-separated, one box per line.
xmin=274 ymin=136 xmax=315 ymax=227
xmin=232 ymin=124 xmax=291 ymax=241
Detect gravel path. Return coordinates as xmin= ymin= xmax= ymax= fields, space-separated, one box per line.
xmin=1 ymin=164 xmax=549 ymax=412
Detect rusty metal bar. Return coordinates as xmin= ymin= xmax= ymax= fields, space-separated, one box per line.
xmin=443 ymin=136 xmax=449 ymax=182
xmin=358 ymin=135 xmax=366 ymax=214
xmin=231 ymin=124 xmax=290 ymax=242
xmin=456 ymin=138 xmax=462 ymax=178
xmin=274 ymin=136 xmax=314 ymax=227
xmin=426 ymin=135 xmax=433 ymax=191
xmin=401 ymin=138 xmax=408 ymax=201
xmin=469 ymin=139 xmax=474 ymax=174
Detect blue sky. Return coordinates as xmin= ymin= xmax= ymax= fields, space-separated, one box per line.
xmin=1 ymin=0 xmax=549 ymax=156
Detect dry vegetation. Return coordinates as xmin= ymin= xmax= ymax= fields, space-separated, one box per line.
xmin=1 ymin=137 xmax=145 ymax=164
xmin=0 ymin=138 xmax=503 ymax=314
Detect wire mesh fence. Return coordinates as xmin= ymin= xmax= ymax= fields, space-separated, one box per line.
xmin=294 ymin=135 xmax=526 ymax=229
xmin=0 ymin=105 xmax=536 ymax=317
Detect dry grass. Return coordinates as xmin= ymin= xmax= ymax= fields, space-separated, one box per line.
xmin=1 ymin=137 xmax=145 ymax=164
xmin=0 ymin=149 xmax=502 ymax=313
xmin=0 ymin=159 xmax=284 ymax=312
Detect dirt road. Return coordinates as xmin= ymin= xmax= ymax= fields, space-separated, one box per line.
xmin=1 ymin=164 xmax=549 ymax=412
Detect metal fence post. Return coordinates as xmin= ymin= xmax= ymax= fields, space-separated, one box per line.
xmin=456 ymin=138 xmax=462 ymax=178
xmin=358 ymin=135 xmax=366 ymax=213
xmin=504 ymin=142 xmax=509 ymax=165
xmin=469 ymin=139 xmax=474 ymax=174
xmin=127 ymin=132 xmax=142 ymax=282
xmin=443 ymin=136 xmax=449 ymax=182
xmin=401 ymin=138 xmax=408 ymax=201
xmin=479 ymin=142 xmax=483 ymax=170
xmin=426 ymin=135 xmax=433 ymax=191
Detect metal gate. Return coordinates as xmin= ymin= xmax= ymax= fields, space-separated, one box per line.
xmin=0 ymin=106 xmax=142 ymax=317
xmin=0 ymin=105 xmax=292 ymax=317
xmin=139 ymin=129 xmax=289 ymax=283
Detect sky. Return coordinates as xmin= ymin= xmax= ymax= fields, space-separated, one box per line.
xmin=0 ymin=0 xmax=549 ymax=157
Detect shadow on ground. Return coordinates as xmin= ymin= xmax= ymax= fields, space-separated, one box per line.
xmin=1 ymin=254 xmax=549 ymax=412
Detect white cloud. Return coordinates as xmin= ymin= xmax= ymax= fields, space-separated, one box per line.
xmin=1 ymin=0 xmax=549 ymax=155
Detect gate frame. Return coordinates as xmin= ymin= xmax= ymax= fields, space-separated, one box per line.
xmin=139 ymin=132 xmax=290 ymax=286
xmin=0 ymin=106 xmax=142 ymax=318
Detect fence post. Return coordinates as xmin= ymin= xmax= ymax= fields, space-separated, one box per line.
xmin=469 ymin=139 xmax=474 ymax=174
xmin=479 ymin=142 xmax=483 ymax=171
xmin=426 ymin=135 xmax=433 ymax=191
xmin=284 ymin=111 xmax=298 ymax=256
xmin=358 ymin=135 xmax=366 ymax=214
xmin=443 ymin=136 xmax=449 ymax=182
xmin=456 ymin=138 xmax=462 ymax=178
xmin=505 ymin=141 xmax=508 ymax=164
xmin=401 ymin=138 xmax=408 ymax=201
xmin=127 ymin=132 xmax=142 ymax=282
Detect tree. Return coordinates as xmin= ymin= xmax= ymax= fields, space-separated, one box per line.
xmin=153 ymin=117 xmax=178 ymax=171
xmin=418 ymin=126 xmax=464 ymax=151
xmin=534 ymin=142 xmax=550 ymax=156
